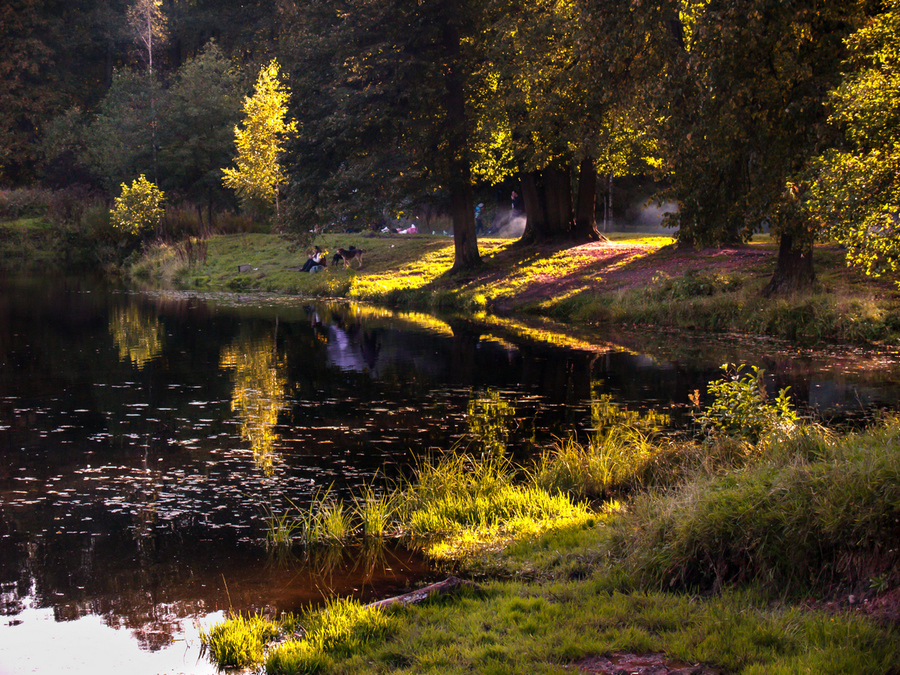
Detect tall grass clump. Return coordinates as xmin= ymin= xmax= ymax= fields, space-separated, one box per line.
xmin=266 ymin=598 xmax=397 ymax=675
xmin=605 ymin=418 xmax=900 ymax=595
xmin=199 ymin=610 xmax=281 ymax=669
xmin=352 ymin=484 xmax=399 ymax=540
xmin=531 ymin=396 xmax=672 ymax=498
xmin=399 ymin=451 xmax=591 ymax=561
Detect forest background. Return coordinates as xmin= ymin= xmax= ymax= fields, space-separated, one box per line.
xmin=3 ymin=0 xmax=900 ymax=295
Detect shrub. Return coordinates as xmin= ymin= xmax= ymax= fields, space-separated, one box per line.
xmin=0 ymin=188 xmax=53 ymax=221
xmin=694 ymin=364 xmax=798 ymax=443
xmin=110 ymin=175 xmax=165 ymax=236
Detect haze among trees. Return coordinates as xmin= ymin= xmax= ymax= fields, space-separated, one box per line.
xmin=3 ymin=0 xmax=899 ymax=287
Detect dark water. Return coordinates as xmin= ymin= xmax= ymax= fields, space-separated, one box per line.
xmin=2 ymin=276 xmax=900 ymax=673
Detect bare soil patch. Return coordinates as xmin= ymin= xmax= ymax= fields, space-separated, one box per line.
xmin=567 ymin=651 xmax=722 ymax=675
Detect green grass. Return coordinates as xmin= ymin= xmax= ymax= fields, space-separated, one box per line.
xmin=199 ymin=610 xmax=282 ymax=669
xmin=201 ymin=414 xmax=900 ymax=675
xmin=127 ymin=231 xmax=900 ymax=344
xmin=204 ymin=580 xmax=899 ymax=675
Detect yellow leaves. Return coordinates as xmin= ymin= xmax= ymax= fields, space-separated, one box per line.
xmin=110 ymin=174 xmax=165 ymax=235
xmin=220 ymin=334 xmax=288 ymax=476
xmin=109 ymin=304 xmax=164 ymax=369
xmin=222 ymin=59 xmax=297 ymax=207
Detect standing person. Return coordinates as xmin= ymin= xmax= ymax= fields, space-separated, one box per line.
xmin=301 ymin=245 xmax=325 ymax=272
xmin=510 ymin=190 xmax=524 ymax=216
xmin=475 ymin=203 xmax=484 ymax=235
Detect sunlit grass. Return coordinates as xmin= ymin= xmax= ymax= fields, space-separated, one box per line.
xmin=199 ymin=611 xmax=281 ymax=669
xmin=352 ymin=484 xmax=400 ymax=540
xmin=397 ymin=450 xmax=594 ymax=562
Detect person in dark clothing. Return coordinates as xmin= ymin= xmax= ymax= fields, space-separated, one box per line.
xmin=301 ymin=245 xmax=326 ymax=272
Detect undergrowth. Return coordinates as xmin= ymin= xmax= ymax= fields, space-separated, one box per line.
xmin=201 ymin=365 xmax=900 ymax=675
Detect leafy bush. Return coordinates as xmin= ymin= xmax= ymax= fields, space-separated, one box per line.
xmin=110 ymin=175 xmax=165 ymax=235
xmin=694 ymin=364 xmax=797 ymax=443
xmin=649 ymin=269 xmax=744 ymax=299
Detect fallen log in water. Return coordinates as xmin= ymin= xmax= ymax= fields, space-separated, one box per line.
xmin=366 ymin=576 xmax=479 ymax=611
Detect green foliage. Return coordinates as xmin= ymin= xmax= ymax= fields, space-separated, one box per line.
xmin=199 ymin=611 xmax=280 ymax=669
xmin=656 ymin=0 xmax=863 ymax=247
xmin=222 ymin=59 xmax=296 ymax=211
xmin=806 ymin=0 xmax=900 ymax=284
xmin=607 ymin=419 xmax=900 ymax=595
xmin=647 ymin=269 xmax=744 ymax=300
xmin=158 ymin=41 xmax=242 ymax=211
xmin=0 ymin=188 xmax=52 ymax=221
xmin=110 ymin=175 xmax=165 ymax=236
xmin=695 ymin=364 xmax=798 ymax=443
xmin=83 ymin=70 xmax=162 ymax=191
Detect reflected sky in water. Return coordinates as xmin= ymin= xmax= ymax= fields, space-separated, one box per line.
xmin=2 ymin=277 xmax=900 ymax=673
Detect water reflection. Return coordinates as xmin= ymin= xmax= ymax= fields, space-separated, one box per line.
xmin=109 ymin=304 xmax=165 ymax=369
xmin=220 ymin=329 xmax=289 ymax=475
xmin=3 ymin=278 xmax=900 ymax=674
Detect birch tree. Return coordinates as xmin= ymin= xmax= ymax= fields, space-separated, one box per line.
xmin=222 ymin=59 xmax=296 ymax=214
xmin=126 ymin=0 xmax=166 ymax=75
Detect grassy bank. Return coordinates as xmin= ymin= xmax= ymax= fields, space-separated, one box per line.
xmin=129 ymin=231 xmax=900 ymax=344
xmin=200 ymin=404 xmax=900 ymax=674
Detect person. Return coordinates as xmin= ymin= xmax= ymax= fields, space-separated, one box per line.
xmin=475 ymin=203 xmax=484 ymax=235
xmin=510 ymin=190 xmax=524 ymax=216
xmin=301 ymin=245 xmax=325 ymax=272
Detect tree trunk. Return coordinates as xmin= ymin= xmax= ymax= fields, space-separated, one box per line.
xmin=519 ymin=171 xmax=543 ymax=244
xmin=450 ymin=180 xmax=480 ymax=270
xmin=572 ymin=157 xmax=605 ymax=242
xmin=762 ymin=232 xmax=815 ymax=297
xmin=544 ymin=164 xmax=572 ymax=236
xmin=443 ymin=23 xmax=480 ymax=272
xmin=519 ymin=164 xmax=573 ymax=243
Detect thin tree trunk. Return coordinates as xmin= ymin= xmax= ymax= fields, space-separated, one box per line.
xmin=607 ymin=174 xmax=613 ymax=231
xmin=573 ymin=157 xmax=605 ymax=242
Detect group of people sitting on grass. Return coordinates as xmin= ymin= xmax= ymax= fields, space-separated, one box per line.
xmin=300 ymin=245 xmax=363 ymax=272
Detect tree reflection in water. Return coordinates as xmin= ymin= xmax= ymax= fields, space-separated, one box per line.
xmin=108 ymin=303 xmax=165 ymax=369
xmin=220 ymin=328 xmax=289 ymax=476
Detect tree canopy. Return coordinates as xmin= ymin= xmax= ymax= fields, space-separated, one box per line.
xmin=806 ymin=0 xmax=900 ymax=282
xmin=222 ymin=59 xmax=295 ymax=213
xmin=8 ymin=0 xmax=900 ymax=282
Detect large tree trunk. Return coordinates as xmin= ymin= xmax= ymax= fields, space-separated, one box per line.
xmin=763 ymin=232 xmax=815 ymax=296
xmin=572 ymin=157 xmax=605 ymax=243
xmin=544 ymin=163 xmax=572 ymax=236
xmin=520 ymin=161 xmax=606 ymax=244
xmin=443 ymin=23 xmax=480 ymax=272
xmin=519 ymin=164 xmax=573 ymax=243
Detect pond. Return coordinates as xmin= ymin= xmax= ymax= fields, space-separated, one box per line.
xmin=2 ymin=275 xmax=900 ymax=674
